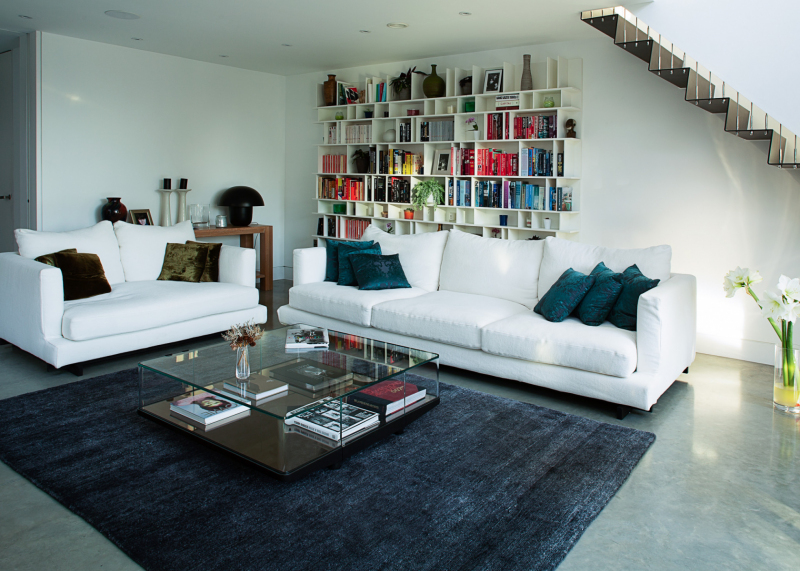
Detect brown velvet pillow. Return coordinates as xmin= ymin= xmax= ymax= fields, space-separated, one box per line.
xmin=35 ymin=248 xmax=78 ymax=267
xmin=186 ymin=241 xmax=222 ymax=282
xmin=157 ymin=243 xmax=209 ymax=283
xmin=51 ymin=252 xmax=112 ymax=301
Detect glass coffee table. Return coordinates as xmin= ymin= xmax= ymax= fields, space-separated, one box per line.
xmin=138 ymin=324 xmax=440 ymax=481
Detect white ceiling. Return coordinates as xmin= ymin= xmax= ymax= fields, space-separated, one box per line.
xmin=0 ymin=0 xmax=617 ymax=75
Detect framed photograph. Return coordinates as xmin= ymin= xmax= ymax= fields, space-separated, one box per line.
xmin=483 ymin=69 xmax=503 ymax=93
xmin=433 ymin=151 xmax=451 ymax=175
xmin=129 ymin=209 xmax=154 ymax=226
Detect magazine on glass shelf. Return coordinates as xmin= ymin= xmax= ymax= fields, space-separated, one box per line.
xmin=285 ymin=327 xmax=329 ymax=350
xmin=169 ymin=392 xmax=249 ymax=425
xmin=285 ymin=398 xmax=379 ymax=441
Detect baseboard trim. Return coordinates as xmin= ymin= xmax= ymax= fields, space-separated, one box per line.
xmin=697 ymin=335 xmax=775 ymax=366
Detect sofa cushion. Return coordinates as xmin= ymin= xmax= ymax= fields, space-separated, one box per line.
xmin=157 ymin=243 xmax=209 ymax=283
xmin=15 ymin=221 xmax=126 ymax=285
xmin=61 ymin=281 xmax=260 ymax=341
xmin=113 ymin=220 xmax=195 ymax=282
xmin=481 ymin=312 xmax=638 ymax=378
xmin=350 ymin=253 xmax=411 ymax=290
xmin=361 ymin=226 xmax=448 ymax=292
xmin=50 ymin=252 xmax=112 ymax=301
xmin=187 ymin=241 xmax=222 ymax=282
xmin=371 ymin=291 xmax=529 ymax=349
xmin=337 ymin=243 xmax=381 ymax=286
xmin=439 ymin=230 xmax=545 ymax=310
xmin=607 ymin=265 xmax=660 ymax=332
xmin=289 ymin=281 xmax=426 ymax=327
xmin=325 ymin=239 xmax=375 ymax=282
xmin=576 ymin=262 xmax=624 ymax=326
xmin=538 ymin=237 xmax=671 ymax=298
xmin=534 ymin=268 xmax=595 ymax=322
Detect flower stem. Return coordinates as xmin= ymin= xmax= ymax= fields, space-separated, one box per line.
xmin=746 ymin=287 xmax=783 ymax=341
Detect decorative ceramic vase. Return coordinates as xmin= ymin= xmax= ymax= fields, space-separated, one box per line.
xmin=520 ymin=55 xmax=533 ymax=91
xmin=175 ymin=189 xmax=191 ymax=223
xmin=101 ymin=197 xmax=127 ymax=223
xmin=404 ymin=210 xmax=414 ymax=220
xmin=335 ymin=111 xmax=344 ymax=120
xmin=471 ymin=130 xmax=480 ymax=140
xmin=543 ymin=217 xmax=551 ymax=229
xmin=383 ymin=128 xmax=396 ymax=143
xmin=543 ymin=96 xmax=555 ymax=108
xmin=423 ymin=65 xmax=446 ymax=98
xmin=236 ymin=346 xmax=250 ymax=380
xmin=774 ymin=345 xmax=800 ymax=413
xmin=460 ymin=77 xmax=472 ymax=95
xmin=323 ymin=74 xmax=337 ymax=106
xmin=157 ymin=189 xmax=173 ymax=226
xmin=395 ymin=86 xmax=411 ymax=101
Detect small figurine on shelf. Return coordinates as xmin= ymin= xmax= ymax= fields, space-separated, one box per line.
xmin=386 ymin=222 xmax=394 ymax=234
xmin=565 ymin=118 xmax=577 ymax=138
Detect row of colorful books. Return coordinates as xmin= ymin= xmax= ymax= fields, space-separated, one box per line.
xmin=344 ymin=124 xmax=372 ymax=144
xmin=487 ymin=112 xmax=558 ymax=140
xmin=448 ymin=179 xmax=472 ymax=206
xmin=321 ymin=154 xmax=347 ymax=174
xmin=476 ymin=182 xmax=573 ymax=211
xmin=318 ymin=177 xmax=368 ymax=200
xmin=419 ymin=120 xmax=454 ymax=142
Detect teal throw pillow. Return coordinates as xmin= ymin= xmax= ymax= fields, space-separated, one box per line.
xmin=576 ymin=262 xmax=624 ymax=326
xmin=337 ymin=243 xmax=382 ymax=286
xmin=325 ymin=239 xmax=374 ymax=282
xmin=534 ymin=268 xmax=595 ymax=322
xmin=607 ymin=264 xmax=660 ymax=331
xmin=349 ymin=253 xmax=411 ymax=290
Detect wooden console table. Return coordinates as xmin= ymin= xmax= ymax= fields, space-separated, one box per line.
xmin=194 ymin=224 xmax=272 ymax=291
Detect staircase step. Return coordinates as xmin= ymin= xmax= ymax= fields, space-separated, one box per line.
xmin=617 ymin=40 xmax=653 ymax=63
xmin=686 ymin=97 xmax=730 ymax=114
xmin=650 ymin=68 xmax=690 ymax=88
xmin=728 ymin=129 xmax=773 ymax=141
xmin=583 ymin=14 xmax=619 ymax=39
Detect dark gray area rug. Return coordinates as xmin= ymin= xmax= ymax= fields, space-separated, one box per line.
xmin=0 ymin=369 xmax=654 ymax=571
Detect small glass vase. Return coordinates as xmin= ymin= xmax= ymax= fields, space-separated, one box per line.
xmin=774 ymin=345 xmax=800 ymax=413
xmin=236 ymin=346 xmax=250 ymax=380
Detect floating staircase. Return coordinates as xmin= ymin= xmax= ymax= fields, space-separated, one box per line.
xmin=582 ymin=7 xmax=799 ymax=168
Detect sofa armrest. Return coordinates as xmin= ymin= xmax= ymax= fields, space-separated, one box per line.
xmin=218 ymin=245 xmax=256 ymax=288
xmin=0 ymin=253 xmax=65 ymax=345
xmin=636 ymin=273 xmax=697 ymax=375
xmin=293 ymin=247 xmax=327 ymax=285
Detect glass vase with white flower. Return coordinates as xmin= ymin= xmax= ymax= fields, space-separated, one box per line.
xmin=724 ymin=268 xmax=800 ymax=412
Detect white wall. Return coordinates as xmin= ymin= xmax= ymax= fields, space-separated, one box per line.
xmin=630 ymin=0 xmax=800 ymax=134
xmin=284 ymin=38 xmax=800 ymax=365
xmin=39 ymin=34 xmax=287 ymax=276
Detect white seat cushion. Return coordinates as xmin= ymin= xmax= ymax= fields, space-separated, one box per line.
xmin=289 ymin=281 xmax=427 ymax=327
xmin=481 ymin=312 xmax=638 ymax=378
xmin=361 ymin=226 xmax=448 ymax=292
xmin=538 ymin=237 xmax=672 ymax=298
xmin=371 ymin=291 xmax=529 ymax=349
xmin=113 ymin=220 xmax=196 ymax=282
xmin=439 ymin=229 xmax=545 ymax=310
xmin=62 ymin=281 xmax=260 ymax=341
xmin=14 ymin=221 xmax=126 ymax=285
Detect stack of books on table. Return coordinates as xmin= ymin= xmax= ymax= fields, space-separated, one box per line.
xmin=345 ymin=379 xmax=427 ymax=421
xmin=169 ymin=391 xmax=250 ymax=430
xmin=218 ymin=374 xmax=288 ymax=405
xmin=270 ymin=358 xmax=349 ymax=398
xmin=284 ymin=397 xmax=379 ymax=441
xmin=285 ymin=327 xmax=329 ymax=350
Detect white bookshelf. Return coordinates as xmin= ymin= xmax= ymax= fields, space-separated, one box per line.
xmin=313 ymin=57 xmax=582 ymax=244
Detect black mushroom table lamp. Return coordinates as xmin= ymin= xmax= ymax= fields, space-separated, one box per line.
xmin=219 ymin=186 xmax=264 ymax=226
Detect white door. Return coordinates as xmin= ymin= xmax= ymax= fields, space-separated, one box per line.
xmin=0 ymin=51 xmax=14 ymax=252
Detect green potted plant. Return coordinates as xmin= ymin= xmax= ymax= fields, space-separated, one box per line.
xmin=390 ymin=67 xmax=426 ymax=101
xmin=352 ymin=149 xmax=370 ymax=173
xmin=411 ymin=180 xmax=445 ymax=210
xmin=403 ymin=208 xmax=415 ymax=219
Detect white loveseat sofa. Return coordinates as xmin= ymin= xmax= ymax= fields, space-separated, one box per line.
xmin=0 ymin=220 xmax=267 ymax=373
xmin=278 ymin=227 xmax=696 ymax=415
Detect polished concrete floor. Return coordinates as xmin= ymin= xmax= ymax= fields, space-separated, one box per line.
xmin=1 ymin=280 xmax=798 ymax=570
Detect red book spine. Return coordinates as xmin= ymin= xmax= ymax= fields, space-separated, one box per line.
xmin=505 ymin=112 xmax=509 ymax=139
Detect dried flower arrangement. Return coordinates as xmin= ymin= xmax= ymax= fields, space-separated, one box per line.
xmin=222 ymin=320 xmax=263 ymax=350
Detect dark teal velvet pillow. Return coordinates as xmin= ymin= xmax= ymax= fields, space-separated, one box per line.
xmin=349 ymin=253 xmax=411 ymax=290
xmin=337 ymin=243 xmax=382 ymax=286
xmin=534 ymin=268 xmax=596 ymax=322
xmin=576 ymin=262 xmax=624 ymax=326
xmin=325 ymin=240 xmax=374 ymax=282
xmin=607 ymin=264 xmax=660 ymax=331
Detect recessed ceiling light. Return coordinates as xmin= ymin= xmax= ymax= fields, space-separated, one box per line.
xmin=131 ymin=37 xmax=143 ymax=41
xmin=459 ymin=12 xmax=472 ymax=16
xmin=281 ymin=44 xmax=292 ymax=47
xmin=359 ymin=30 xmax=371 ymax=34
xmin=219 ymin=55 xmax=228 ymax=58
xmin=18 ymin=15 xmax=33 ymax=19
xmin=104 ymin=10 xmax=140 ymax=20
xmin=386 ymin=23 xmax=408 ymax=29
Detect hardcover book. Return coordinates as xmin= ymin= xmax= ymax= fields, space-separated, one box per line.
xmin=345 ymin=379 xmax=427 ymax=417
xmin=270 ymin=359 xmax=348 ymax=391
xmin=285 ymin=327 xmax=329 ymax=349
xmin=222 ymin=375 xmax=288 ymax=400
xmin=285 ymin=398 xmax=379 ymax=441
xmin=169 ymin=392 xmax=249 ymax=425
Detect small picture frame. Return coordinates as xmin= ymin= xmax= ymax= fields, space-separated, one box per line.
xmin=433 ymin=151 xmax=451 ymax=175
xmin=483 ymin=69 xmax=503 ymax=93
xmin=129 ymin=209 xmax=154 ymax=226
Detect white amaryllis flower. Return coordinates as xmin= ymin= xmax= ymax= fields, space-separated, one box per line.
xmin=723 ymin=267 xmax=762 ymax=296
xmin=777 ymin=275 xmax=800 ymax=302
xmin=723 ymin=277 xmax=738 ymax=298
xmin=761 ymin=291 xmax=794 ymax=321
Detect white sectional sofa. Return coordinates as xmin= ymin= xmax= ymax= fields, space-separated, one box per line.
xmin=0 ymin=221 xmax=267 ymax=373
xmin=278 ymin=227 xmax=696 ymax=415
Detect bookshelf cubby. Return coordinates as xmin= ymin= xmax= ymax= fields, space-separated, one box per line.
xmin=313 ymin=57 xmax=582 ymax=244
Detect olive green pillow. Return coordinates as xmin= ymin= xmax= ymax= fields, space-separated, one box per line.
xmin=186 ymin=241 xmax=222 ymax=282
xmin=35 ymin=248 xmax=78 ymax=267
xmin=157 ymin=243 xmax=209 ymax=283
xmin=51 ymin=252 xmax=111 ymax=301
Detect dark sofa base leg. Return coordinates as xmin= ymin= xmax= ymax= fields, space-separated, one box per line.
xmin=615 ymin=405 xmax=631 ymax=420
xmin=47 ymin=363 xmax=84 ymax=376
xmin=683 ymin=367 xmax=689 ymax=374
